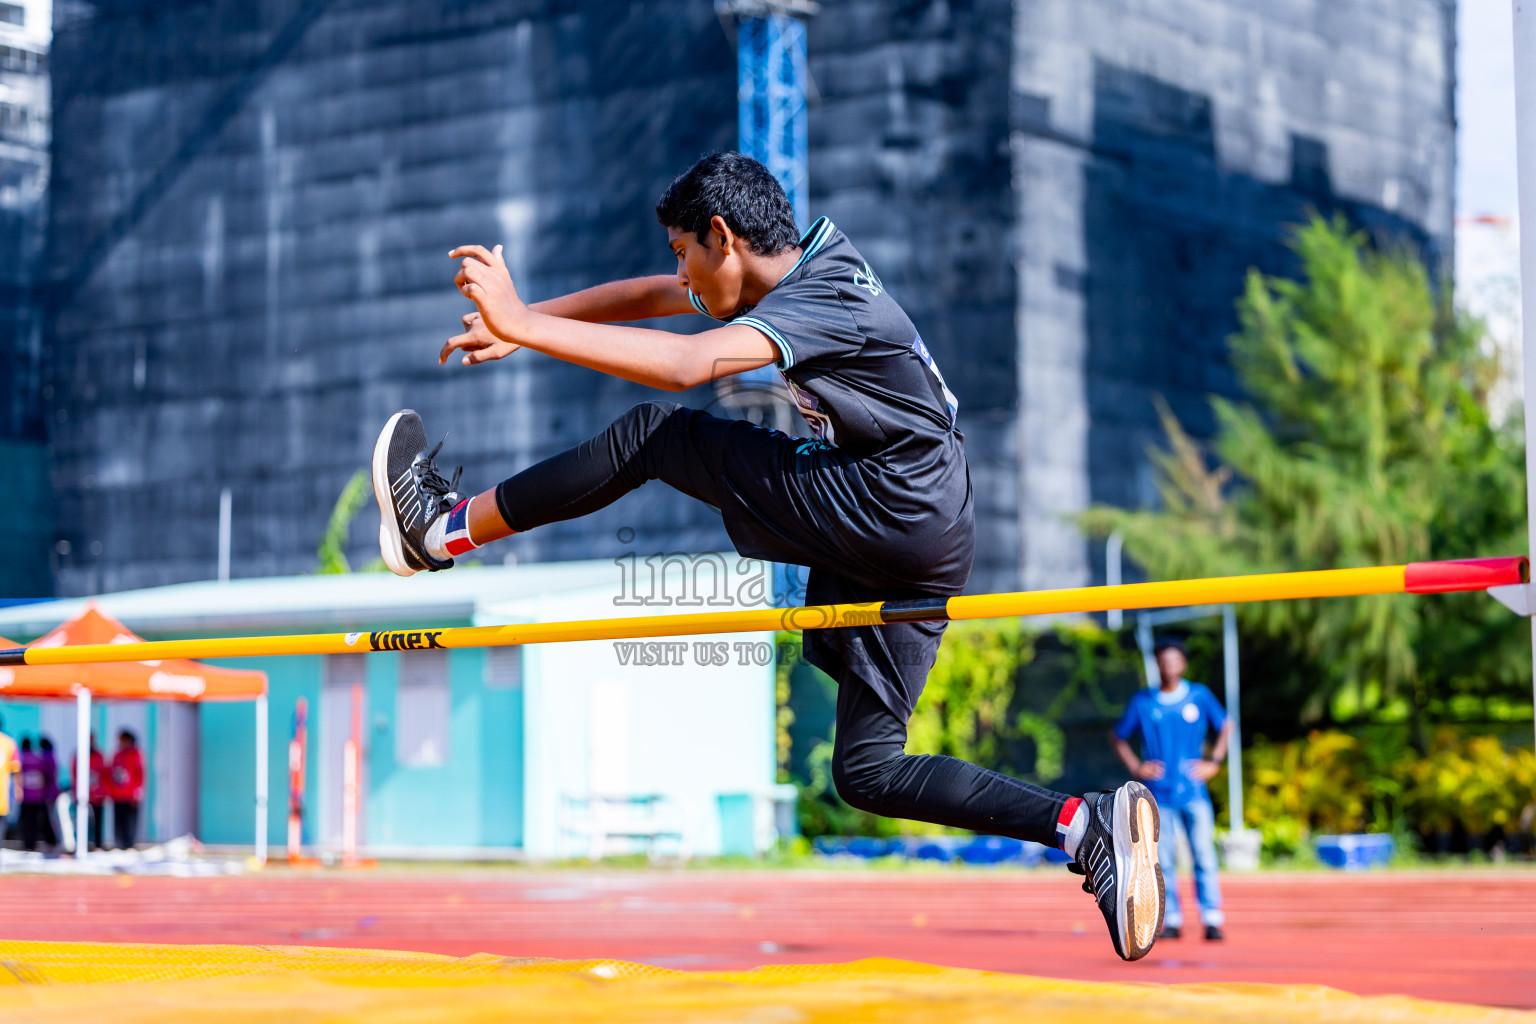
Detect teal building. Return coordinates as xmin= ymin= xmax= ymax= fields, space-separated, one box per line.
xmin=0 ymin=558 xmax=782 ymax=858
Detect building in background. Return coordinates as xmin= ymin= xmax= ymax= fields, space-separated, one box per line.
xmin=1007 ymin=0 xmax=1452 ymax=589
xmin=0 ymin=0 xmax=50 ymax=597
xmin=1453 ymin=1 xmax=1522 ymax=425
xmin=35 ymin=0 xmax=1454 ymax=598
xmin=0 ymin=558 xmax=781 ymax=857
xmin=1457 ymin=215 xmax=1522 ymax=422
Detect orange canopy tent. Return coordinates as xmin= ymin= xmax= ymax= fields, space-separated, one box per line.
xmin=0 ymin=605 xmax=266 ymax=701
xmin=0 ymin=606 xmax=269 ymax=862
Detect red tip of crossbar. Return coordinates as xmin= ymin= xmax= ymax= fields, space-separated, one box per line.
xmin=1404 ymin=557 xmax=1529 ymax=594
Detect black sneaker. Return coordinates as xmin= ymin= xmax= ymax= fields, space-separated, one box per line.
xmin=1159 ymin=924 xmax=1182 ymax=940
xmin=372 ymin=410 xmax=462 ymax=577
xmin=1204 ymin=924 xmax=1224 ymax=942
xmin=1069 ymin=781 xmax=1165 ymax=961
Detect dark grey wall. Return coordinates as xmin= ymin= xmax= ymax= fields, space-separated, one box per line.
xmin=46 ymin=0 xmax=739 ymax=594
xmin=0 ymin=167 xmax=44 ymax=443
xmin=810 ymin=0 xmax=1018 ymax=595
xmin=1010 ymin=0 xmax=1455 ymax=593
xmin=0 ymin=180 xmax=49 ymax=598
xmin=0 ymin=35 xmax=51 ymax=597
xmin=45 ymin=0 xmax=1025 ymax=597
xmin=1082 ymin=62 xmax=1440 ymax=522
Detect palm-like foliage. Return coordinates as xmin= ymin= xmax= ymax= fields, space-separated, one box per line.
xmin=1083 ymin=216 xmax=1527 ymax=721
xmin=316 ymin=469 xmax=372 ymax=574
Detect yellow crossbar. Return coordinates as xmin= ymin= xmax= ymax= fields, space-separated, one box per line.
xmin=1 ymin=557 xmax=1522 ymax=667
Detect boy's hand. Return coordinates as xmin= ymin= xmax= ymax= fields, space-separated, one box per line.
xmin=451 ymin=244 xmax=527 ymax=341
xmin=441 ymin=311 xmax=521 ymax=366
xmin=1133 ymin=760 xmax=1165 ymax=781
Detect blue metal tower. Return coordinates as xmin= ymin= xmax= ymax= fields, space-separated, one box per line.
xmin=713 ymin=3 xmax=817 ymax=609
xmin=717 ymin=1 xmax=816 ymax=230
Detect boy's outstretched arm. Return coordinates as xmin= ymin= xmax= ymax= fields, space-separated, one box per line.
xmin=533 ymin=274 xmax=696 ymax=322
xmin=450 ymin=244 xmax=777 ymax=391
xmin=440 ymin=274 xmax=695 ymax=366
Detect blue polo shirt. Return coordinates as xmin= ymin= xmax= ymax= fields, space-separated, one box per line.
xmin=1114 ymin=680 xmax=1227 ymax=809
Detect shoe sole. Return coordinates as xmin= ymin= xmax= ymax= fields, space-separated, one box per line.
xmin=372 ymin=411 xmax=417 ymax=578
xmin=1113 ymin=781 xmax=1165 ymax=961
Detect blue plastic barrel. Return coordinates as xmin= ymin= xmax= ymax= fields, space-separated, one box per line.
xmin=1314 ymin=833 xmax=1394 ymax=870
xmin=956 ymin=835 xmax=1025 ymax=864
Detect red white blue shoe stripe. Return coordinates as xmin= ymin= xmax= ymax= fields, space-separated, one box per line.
xmin=442 ymin=499 xmax=475 ymax=556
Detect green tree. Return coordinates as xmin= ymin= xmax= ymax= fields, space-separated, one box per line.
xmin=316 ymin=469 xmax=373 ymax=574
xmin=1083 ymin=216 xmax=1527 ymax=723
xmin=906 ymin=620 xmax=1033 ymax=769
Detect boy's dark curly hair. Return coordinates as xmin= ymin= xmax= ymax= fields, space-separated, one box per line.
xmin=655 ymin=152 xmax=801 ymax=256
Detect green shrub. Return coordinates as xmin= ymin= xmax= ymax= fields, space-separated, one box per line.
xmin=906 ymin=620 xmax=1033 ymax=768
xmin=1403 ymin=729 xmax=1536 ymax=837
xmin=1242 ymin=731 xmax=1375 ymax=856
xmin=1237 ymin=728 xmax=1535 ymax=857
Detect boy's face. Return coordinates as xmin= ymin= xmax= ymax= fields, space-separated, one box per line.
xmin=667 ymin=220 xmax=746 ymax=318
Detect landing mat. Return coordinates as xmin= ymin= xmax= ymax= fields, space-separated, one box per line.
xmin=0 ymin=941 xmax=1526 ymax=1023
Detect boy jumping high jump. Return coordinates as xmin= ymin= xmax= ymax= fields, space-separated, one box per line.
xmin=373 ymin=153 xmax=1165 ymax=960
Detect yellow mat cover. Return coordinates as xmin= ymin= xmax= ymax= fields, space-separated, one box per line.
xmin=0 ymin=941 xmax=1525 ymax=1023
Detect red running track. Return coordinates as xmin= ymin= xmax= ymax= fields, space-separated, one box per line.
xmin=0 ymin=868 xmax=1531 ymax=1008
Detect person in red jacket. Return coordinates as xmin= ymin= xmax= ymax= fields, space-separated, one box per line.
xmin=108 ymin=730 xmax=145 ymax=850
xmin=70 ymin=735 xmax=107 ymax=851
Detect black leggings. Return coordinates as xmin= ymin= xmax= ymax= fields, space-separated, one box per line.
xmin=113 ymin=800 xmax=139 ymax=850
xmin=496 ymin=402 xmax=731 ymax=531
xmin=496 ymin=401 xmax=1069 ymax=844
xmin=832 ymin=665 xmax=1067 ymax=845
xmin=19 ymin=802 xmax=51 ymax=851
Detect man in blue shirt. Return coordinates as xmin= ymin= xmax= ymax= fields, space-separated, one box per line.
xmin=1113 ymin=638 xmax=1231 ymax=940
